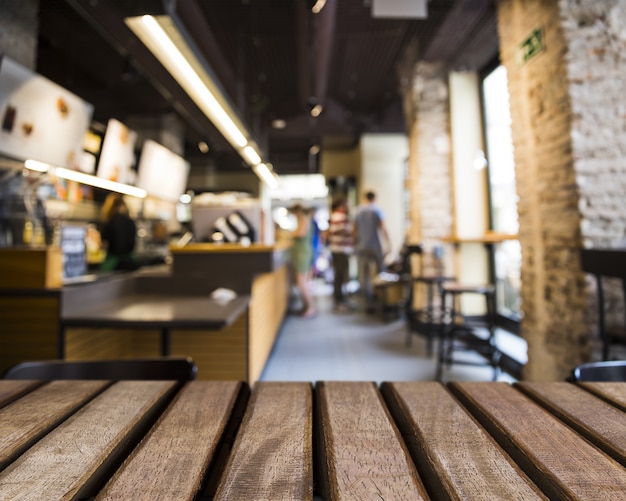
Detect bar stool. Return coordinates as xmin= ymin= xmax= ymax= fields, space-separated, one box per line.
xmin=436 ymin=282 xmax=500 ymax=381
xmin=405 ymin=275 xmax=455 ymax=356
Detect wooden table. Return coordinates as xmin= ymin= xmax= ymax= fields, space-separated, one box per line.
xmin=2 ymin=380 xmax=626 ymax=499
xmin=60 ymin=294 xmax=250 ymax=358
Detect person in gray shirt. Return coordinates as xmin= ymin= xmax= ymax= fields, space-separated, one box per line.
xmin=353 ymin=191 xmax=390 ymax=312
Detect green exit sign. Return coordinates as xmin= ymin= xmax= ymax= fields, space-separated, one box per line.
xmin=519 ymin=28 xmax=545 ymax=65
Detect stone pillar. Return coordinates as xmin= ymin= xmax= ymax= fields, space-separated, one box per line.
xmin=0 ymin=0 xmax=39 ymax=69
xmin=405 ymin=62 xmax=454 ymax=271
xmin=496 ymin=0 xmax=626 ymax=379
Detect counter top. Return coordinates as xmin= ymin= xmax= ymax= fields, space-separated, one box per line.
xmin=170 ymin=240 xmax=291 ymax=254
xmin=442 ymin=232 xmax=518 ymax=244
xmin=62 ymin=293 xmax=249 ymax=330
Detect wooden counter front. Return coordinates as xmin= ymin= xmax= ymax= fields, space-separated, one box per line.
xmin=0 ymin=247 xmax=62 ymax=289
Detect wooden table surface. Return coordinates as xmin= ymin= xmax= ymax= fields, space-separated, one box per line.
xmin=59 ymin=294 xmax=250 ymax=357
xmin=1 ymin=380 xmax=626 ymax=500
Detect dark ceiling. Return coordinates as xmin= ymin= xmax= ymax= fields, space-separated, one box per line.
xmin=36 ymin=0 xmax=499 ymax=176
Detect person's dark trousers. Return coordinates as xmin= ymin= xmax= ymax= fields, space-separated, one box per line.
xmin=331 ymin=252 xmax=350 ymax=306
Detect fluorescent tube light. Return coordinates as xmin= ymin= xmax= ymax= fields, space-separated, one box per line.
xmin=24 ymin=160 xmax=50 ymax=172
xmin=242 ymin=145 xmax=262 ymax=166
xmin=253 ymin=163 xmax=280 ymax=189
xmin=55 ymin=168 xmax=147 ymax=198
xmin=126 ymin=14 xmax=282 ymax=189
xmin=126 ymin=15 xmax=248 ymax=149
xmin=24 ymin=159 xmax=146 ymax=198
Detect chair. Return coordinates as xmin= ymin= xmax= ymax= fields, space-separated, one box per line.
xmin=436 ymin=283 xmax=500 ymax=381
xmin=2 ymin=357 xmax=198 ymax=381
xmin=580 ymin=249 xmax=626 ymax=361
xmin=568 ymin=360 xmax=626 ymax=382
xmin=403 ymin=244 xmax=455 ymax=357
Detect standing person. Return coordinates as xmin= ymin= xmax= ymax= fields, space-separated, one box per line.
xmin=327 ymin=197 xmax=353 ymax=310
xmin=353 ymin=190 xmax=390 ymax=312
xmin=99 ymin=193 xmax=138 ymax=271
xmin=290 ymin=204 xmax=316 ymax=318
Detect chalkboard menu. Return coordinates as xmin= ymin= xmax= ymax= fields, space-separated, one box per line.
xmin=61 ymin=224 xmax=87 ymax=279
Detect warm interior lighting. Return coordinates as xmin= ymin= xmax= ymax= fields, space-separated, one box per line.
xmin=24 ymin=159 xmax=50 ymax=172
xmin=197 ymin=141 xmax=209 ymax=153
xmin=271 ymin=118 xmax=286 ymax=129
xmin=253 ymin=163 xmax=280 ymax=190
xmin=126 ymin=15 xmax=248 ymax=149
xmin=24 ymin=160 xmax=146 ymax=198
xmin=242 ymin=145 xmax=262 ymax=166
xmin=312 ymin=0 xmax=327 ymax=13
xmin=310 ymin=104 xmax=323 ymax=117
xmin=126 ymin=14 xmax=283 ymax=189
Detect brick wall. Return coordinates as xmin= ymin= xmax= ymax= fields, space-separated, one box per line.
xmin=0 ymin=0 xmax=39 ymax=69
xmin=497 ymin=0 xmax=593 ymax=380
xmin=560 ymin=0 xmax=626 ymax=248
xmin=560 ymin=0 xmax=626 ymax=335
xmin=405 ymin=62 xmax=453 ymax=270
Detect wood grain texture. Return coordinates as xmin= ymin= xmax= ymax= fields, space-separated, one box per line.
xmin=579 ymin=382 xmax=626 ymax=411
xmin=0 ymin=380 xmax=177 ymax=500
xmin=0 ymin=380 xmax=42 ymax=409
xmin=215 ymin=382 xmax=313 ymax=501
xmin=0 ymin=296 xmax=60 ymax=374
xmin=382 ymin=381 xmax=545 ymax=500
xmin=316 ymin=381 xmax=427 ymax=500
xmin=451 ymin=382 xmax=626 ymax=500
xmin=0 ymin=247 xmax=62 ymax=289
xmin=518 ymin=382 xmax=626 ymax=467
xmin=0 ymin=381 xmax=109 ymax=470
xmin=170 ymin=314 xmax=248 ymax=381
xmin=248 ymin=266 xmax=289 ymax=383
xmin=98 ymin=381 xmax=244 ymax=501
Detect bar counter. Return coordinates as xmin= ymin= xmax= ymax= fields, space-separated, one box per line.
xmin=1 ymin=380 xmax=625 ymax=499
xmin=0 ymin=242 xmax=292 ymax=382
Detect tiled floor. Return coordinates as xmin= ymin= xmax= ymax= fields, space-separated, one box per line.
xmin=260 ymin=281 xmax=526 ymax=383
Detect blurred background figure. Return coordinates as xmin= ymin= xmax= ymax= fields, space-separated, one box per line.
xmin=328 ymin=197 xmax=353 ymax=311
xmin=354 ymin=190 xmax=390 ymax=312
xmin=290 ymin=203 xmax=316 ymax=318
xmin=99 ymin=193 xmax=137 ymax=271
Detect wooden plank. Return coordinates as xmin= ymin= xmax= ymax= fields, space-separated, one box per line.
xmin=0 ymin=380 xmax=42 ymax=409
xmin=382 ymin=381 xmax=545 ymax=500
xmin=215 ymin=382 xmax=313 ymax=501
xmin=0 ymin=380 xmax=177 ymax=500
xmin=0 ymin=380 xmax=109 ymax=471
xmin=518 ymin=382 xmax=626 ymax=467
xmin=98 ymin=381 xmax=246 ymax=501
xmin=316 ymin=381 xmax=428 ymax=500
xmin=451 ymin=382 xmax=626 ymax=500
xmin=579 ymin=382 xmax=626 ymax=411
xmin=170 ymin=314 xmax=249 ymax=382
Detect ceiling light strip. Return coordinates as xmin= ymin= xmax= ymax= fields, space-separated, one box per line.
xmin=253 ymin=163 xmax=280 ymax=190
xmin=126 ymin=15 xmax=281 ymax=189
xmin=127 ymin=15 xmax=247 ymax=149
xmin=24 ymin=160 xmax=147 ymax=198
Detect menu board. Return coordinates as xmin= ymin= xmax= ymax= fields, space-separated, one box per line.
xmin=61 ymin=224 xmax=87 ymax=279
xmin=0 ymin=55 xmax=93 ymax=169
xmin=96 ymin=118 xmax=137 ymax=184
xmin=136 ymin=139 xmax=189 ymax=202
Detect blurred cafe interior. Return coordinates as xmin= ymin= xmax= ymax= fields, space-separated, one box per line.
xmin=0 ymin=0 xmax=625 ymax=383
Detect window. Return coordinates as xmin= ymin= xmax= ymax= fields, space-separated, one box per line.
xmin=482 ymin=65 xmax=522 ymax=321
